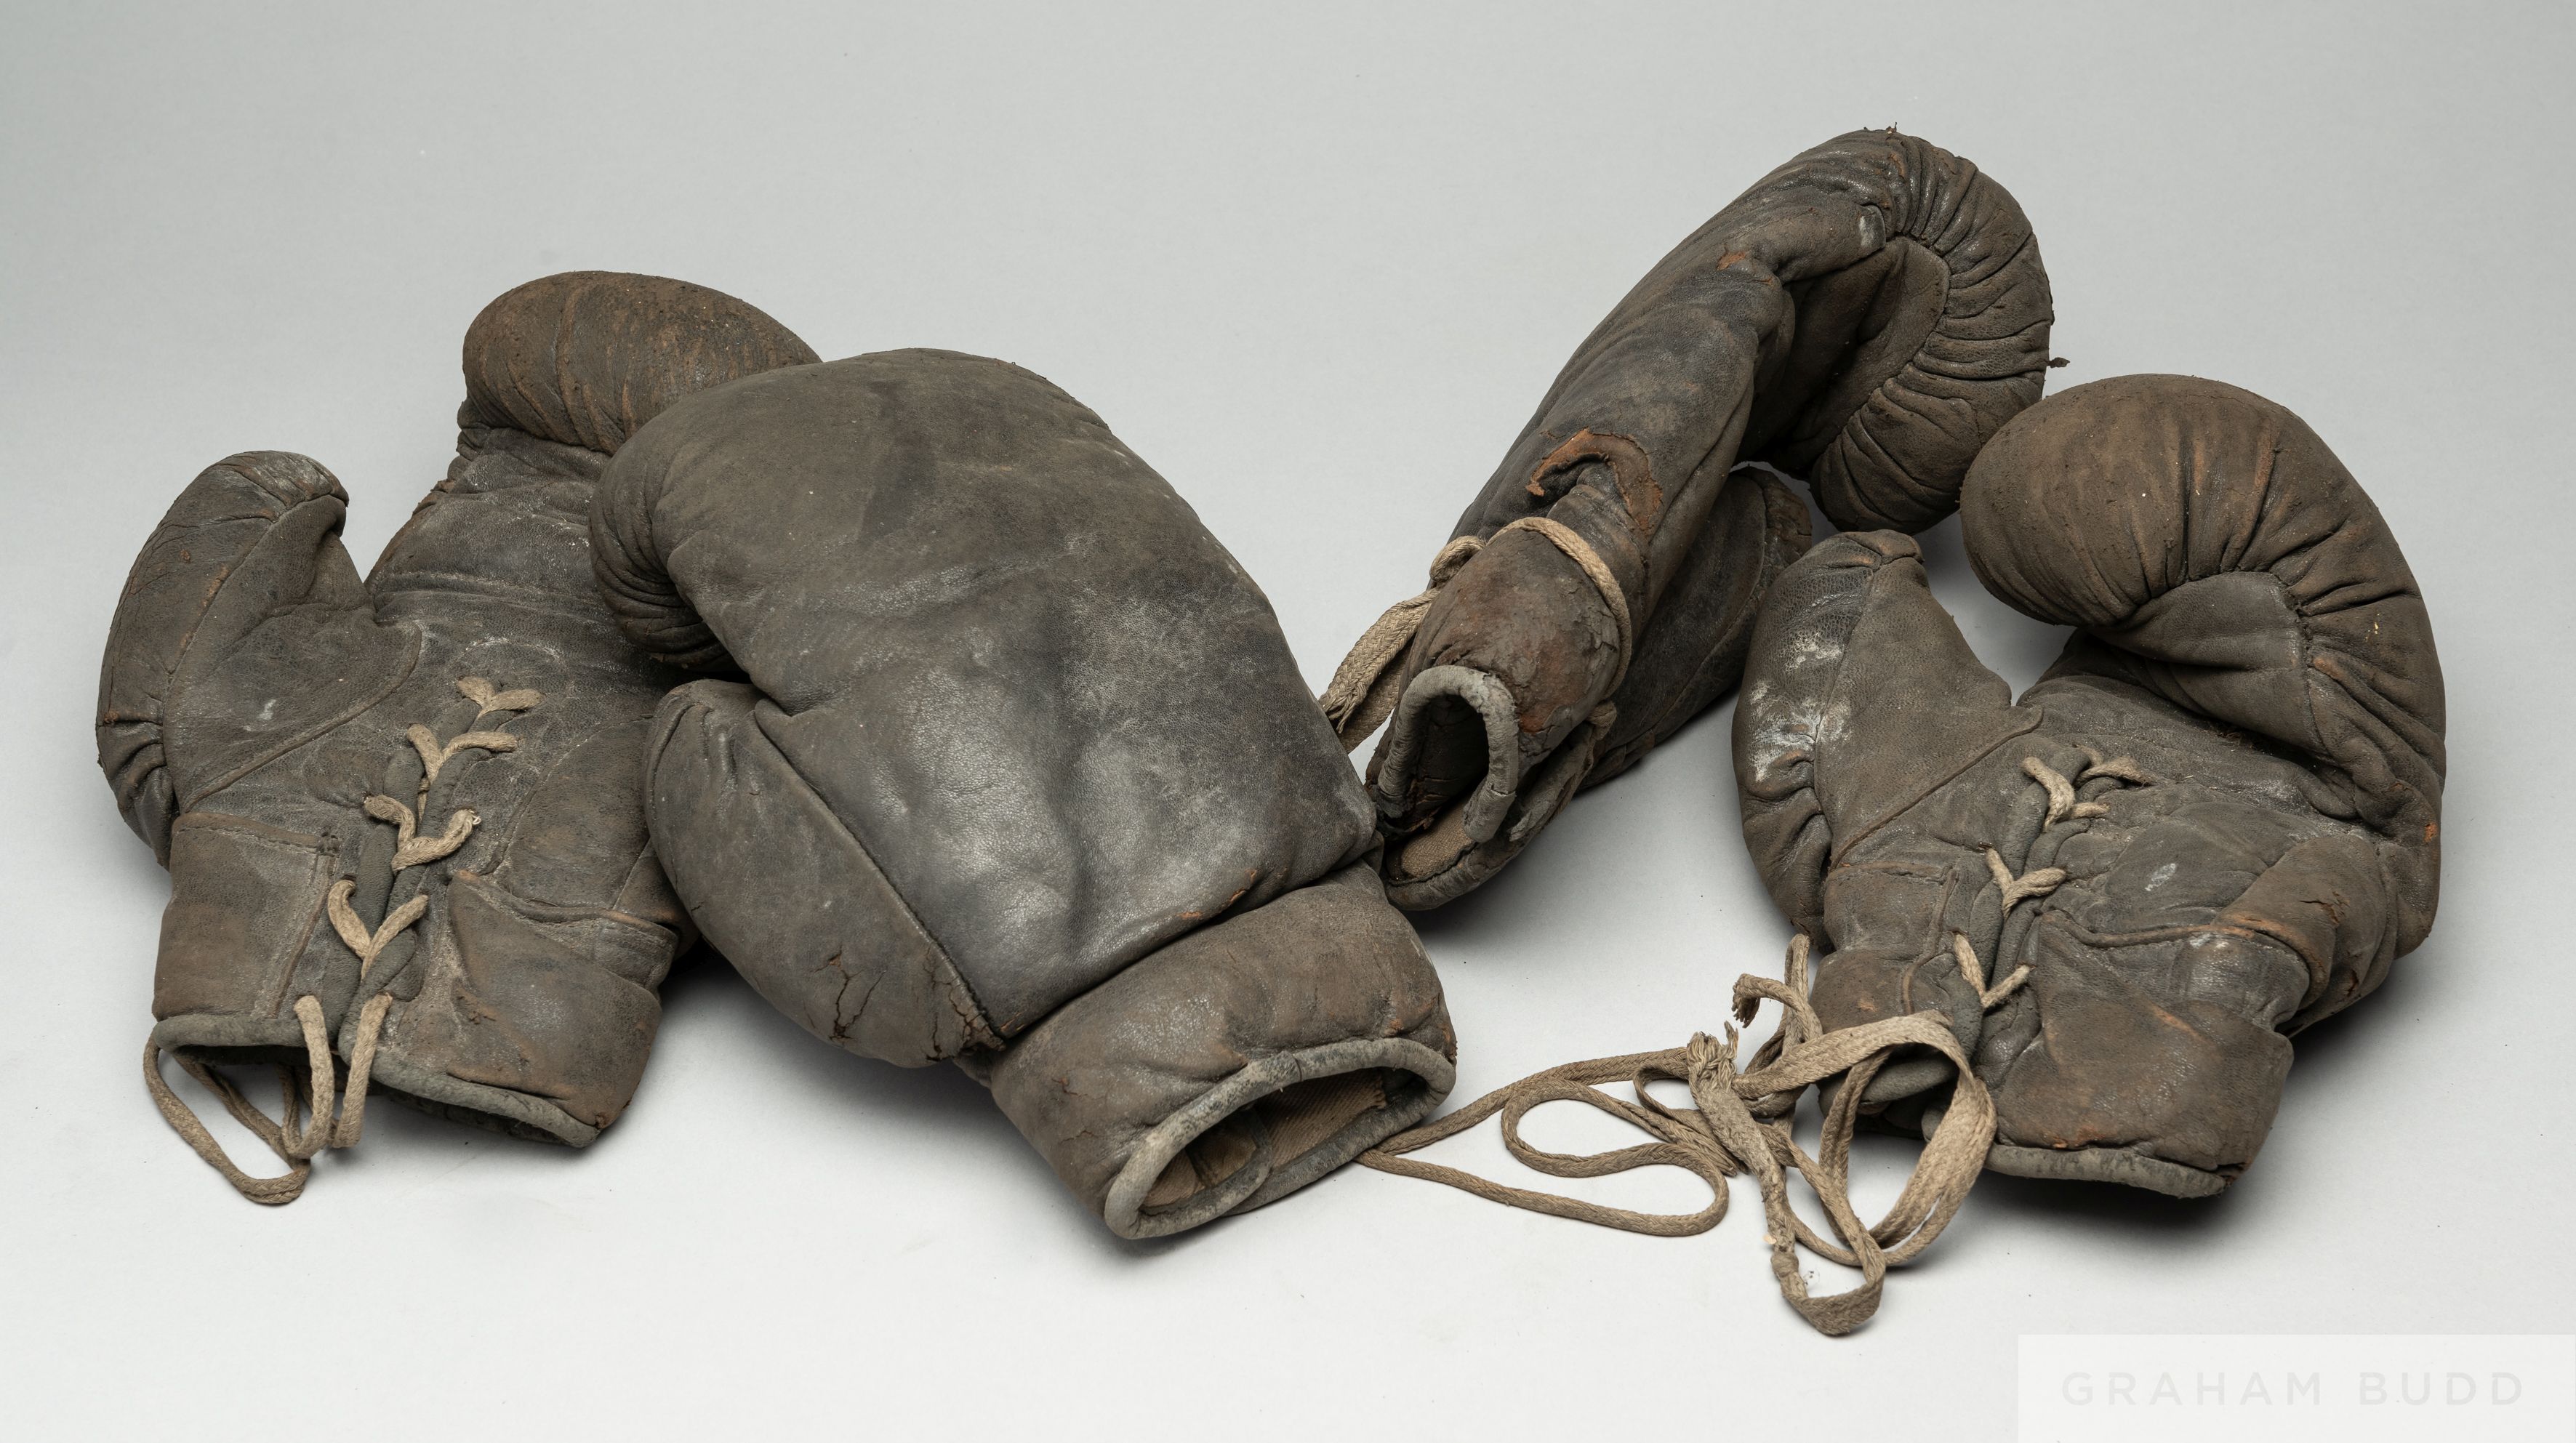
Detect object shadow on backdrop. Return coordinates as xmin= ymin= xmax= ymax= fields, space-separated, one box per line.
xmin=654 ymin=942 xmax=1197 ymax=1260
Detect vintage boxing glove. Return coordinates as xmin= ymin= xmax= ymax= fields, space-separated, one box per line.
xmin=593 ymin=349 xmax=1458 ymax=1239
xmin=1734 ymin=374 xmax=2444 ymax=1194
xmin=100 ymin=271 xmax=818 ymax=1202
xmin=1325 ymin=128 xmax=2054 ymax=908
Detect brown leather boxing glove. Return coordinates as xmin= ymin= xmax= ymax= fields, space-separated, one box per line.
xmin=1328 ymin=128 xmax=2054 ymax=909
xmin=1735 ymin=374 xmax=2444 ymax=1194
xmin=593 ymin=349 xmax=1457 ymax=1238
xmin=100 ymin=272 xmax=816 ymax=1202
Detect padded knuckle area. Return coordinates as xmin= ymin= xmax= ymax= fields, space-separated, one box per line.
xmin=1771 ymin=132 xmax=2056 ymax=533
xmin=1959 ymin=374 xmax=2444 ymax=937
xmin=209 ymin=450 xmax=349 ymax=508
xmin=1964 ymin=374 xmax=2402 ymax=629
xmin=463 ymin=270 xmax=819 ymax=455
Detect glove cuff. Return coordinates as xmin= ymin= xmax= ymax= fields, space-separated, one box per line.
xmin=353 ymin=874 xmax=678 ymax=1146
xmin=978 ymin=864 xmax=1455 ymax=1239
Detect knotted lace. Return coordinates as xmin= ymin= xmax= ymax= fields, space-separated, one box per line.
xmin=144 ymin=675 xmax=538 ymax=1204
xmin=1360 ymin=936 xmax=1987 ymax=1335
xmin=1360 ymin=747 xmax=2154 ymax=1333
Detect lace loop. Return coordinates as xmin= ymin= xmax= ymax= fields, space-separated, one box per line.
xmin=1360 ymin=748 xmax=2157 ymax=1333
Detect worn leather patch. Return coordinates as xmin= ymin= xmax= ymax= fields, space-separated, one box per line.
xmin=154 ymin=812 xmax=338 ymax=1024
xmin=417 ymin=875 xmax=672 ymax=1130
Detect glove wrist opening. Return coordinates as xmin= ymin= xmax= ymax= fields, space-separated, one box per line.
xmin=1102 ymin=1037 xmax=1454 ymax=1239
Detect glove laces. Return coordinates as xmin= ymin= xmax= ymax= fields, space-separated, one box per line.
xmin=143 ymin=676 xmax=537 ymax=1204
xmin=1360 ymin=936 xmax=1991 ymax=1335
xmin=1360 ymin=749 xmax=2155 ymax=1333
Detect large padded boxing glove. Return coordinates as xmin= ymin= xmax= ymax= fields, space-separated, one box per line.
xmin=100 ymin=272 xmax=818 ymax=1202
xmin=1734 ymin=374 xmax=2444 ymax=1194
xmin=1325 ymin=128 xmax=2054 ymax=908
xmin=594 ymin=349 xmax=1458 ymax=1238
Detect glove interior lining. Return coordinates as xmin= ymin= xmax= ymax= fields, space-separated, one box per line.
xmin=1105 ymin=1037 xmax=1455 ymax=1239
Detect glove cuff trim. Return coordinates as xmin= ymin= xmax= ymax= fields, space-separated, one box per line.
xmin=1102 ymin=1036 xmax=1455 ymax=1240
xmin=358 ymin=1050 xmax=603 ymax=1148
xmin=1986 ymin=1141 xmax=2233 ymax=1198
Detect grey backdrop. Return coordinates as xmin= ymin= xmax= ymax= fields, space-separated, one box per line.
xmin=4 ymin=3 xmax=2566 ymax=1436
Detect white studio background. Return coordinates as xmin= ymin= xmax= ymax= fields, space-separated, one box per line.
xmin=2 ymin=4 xmax=2565 ymax=1436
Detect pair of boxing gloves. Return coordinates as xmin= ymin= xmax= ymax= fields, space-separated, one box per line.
xmin=1337 ymin=130 xmax=2441 ymax=1196
xmin=104 ymin=271 xmax=1454 ymax=1232
xmin=101 ymin=129 xmax=2441 ymax=1230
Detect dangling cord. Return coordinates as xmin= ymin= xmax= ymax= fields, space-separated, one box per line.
xmin=142 ymin=676 xmax=534 ymax=1202
xmin=1359 ymin=749 xmax=2156 ymax=1324
xmin=1318 ymin=517 xmax=1632 ymax=751
xmin=140 ymin=994 xmax=335 ymax=1206
xmin=1359 ymin=936 xmax=1995 ymax=1335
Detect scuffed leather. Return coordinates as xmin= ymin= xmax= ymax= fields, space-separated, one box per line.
xmin=100 ymin=271 xmax=816 ymax=1148
xmin=1733 ymin=375 xmax=2444 ymax=1194
xmin=982 ymin=864 xmax=1456 ymax=1239
xmin=595 ymin=350 xmax=1455 ymax=1235
xmin=1371 ymin=129 xmax=2053 ymax=907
